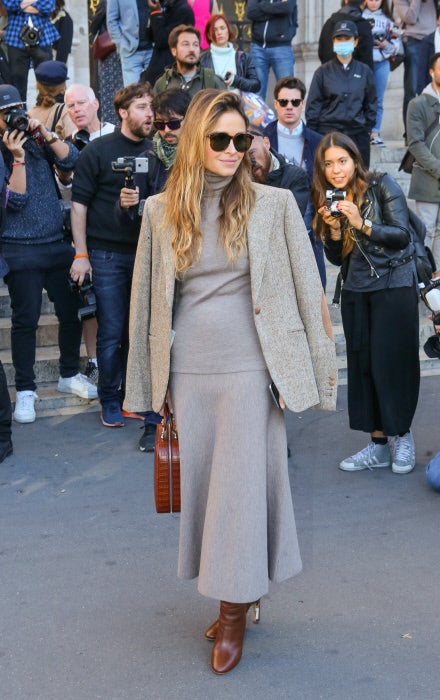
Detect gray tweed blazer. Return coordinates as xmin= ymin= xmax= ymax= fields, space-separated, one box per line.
xmin=124 ymin=183 xmax=337 ymax=414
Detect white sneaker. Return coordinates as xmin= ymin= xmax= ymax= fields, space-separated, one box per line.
xmin=339 ymin=442 xmax=391 ymax=471
xmin=13 ymin=390 xmax=38 ymax=423
xmin=392 ymin=431 xmax=415 ymax=474
xmin=57 ymin=373 xmax=98 ymax=400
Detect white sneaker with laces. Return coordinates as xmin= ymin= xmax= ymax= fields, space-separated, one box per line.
xmin=57 ymin=373 xmax=98 ymax=400
xmin=13 ymin=390 xmax=38 ymax=423
xmin=392 ymin=431 xmax=415 ymax=474
xmin=339 ymin=441 xmax=391 ymax=471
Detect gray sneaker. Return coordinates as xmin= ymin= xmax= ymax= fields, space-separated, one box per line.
xmin=392 ymin=431 xmax=415 ymax=474
xmin=339 ymin=442 xmax=391 ymax=471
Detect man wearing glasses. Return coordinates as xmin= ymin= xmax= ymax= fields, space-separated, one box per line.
xmin=264 ymin=77 xmax=322 ymax=187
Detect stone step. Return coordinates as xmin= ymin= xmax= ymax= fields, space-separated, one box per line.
xmin=0 ymin=344 xmax=91 ymax=386
xmin=0 ymin=284 xmax=55 ymax=318
xmin=0 ymin=314 xmax=60 ymax=348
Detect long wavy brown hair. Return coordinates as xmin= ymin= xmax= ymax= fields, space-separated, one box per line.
xmin=311 ymin=132 xmax=371 ymax=258
xmin=163 ymin=89 xmax=256 ymax=276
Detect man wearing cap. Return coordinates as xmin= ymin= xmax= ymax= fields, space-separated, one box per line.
xmin=0 ymin=84 xmax=98 ymax=424
xmin=306 ymin=20 xmax=377 ymax=168
xmin=2 ymin=0 xmax=60 ymax=103
xmin=318 ymin=0 xmax=373 ymax=70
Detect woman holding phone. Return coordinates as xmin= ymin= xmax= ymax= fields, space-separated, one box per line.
xmin=125 ymin=90 xmax=337 ymax=674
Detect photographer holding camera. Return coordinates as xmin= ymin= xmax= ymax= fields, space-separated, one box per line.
xmin=312 ymin=131 xmax=420 ymax=475
xmin=70 ymin=82 xmax=154 ymax=429
xmin=0 ymin=84 xmax=98 ymax=424
xmin=2 ymin=0 xmax=60 ymax=104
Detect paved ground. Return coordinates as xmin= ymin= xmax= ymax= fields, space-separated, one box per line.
xmin=1 ymin=377 xmax=440 ymax=700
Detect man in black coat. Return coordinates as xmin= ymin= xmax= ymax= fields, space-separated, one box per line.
xmin=141 ymin=0 xmax=195 ymax=86
xmin=318 ymin=0 xmax=374 ymax=70
xmin=248 ymin=127 xmax=327 ymax=288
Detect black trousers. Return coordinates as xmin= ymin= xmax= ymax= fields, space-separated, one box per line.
xmin=3 ymin=241 xmax=82 ymax=392
xmin=7 ymin=44 xmax=52 ymax=103
xmin=347 ymin=130 xmax=371 ymax=169
xmin=341 ymin=286 xmax=420 ymax=436
xmin=0 ymin=361 xmax=12 ymax=441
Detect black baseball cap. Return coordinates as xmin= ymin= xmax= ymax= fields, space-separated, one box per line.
xmin=332 ymin=21 xmax=359 ymax=39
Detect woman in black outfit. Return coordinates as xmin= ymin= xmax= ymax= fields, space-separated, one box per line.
xmin=312 ymin=131 xmax=420 ymax=475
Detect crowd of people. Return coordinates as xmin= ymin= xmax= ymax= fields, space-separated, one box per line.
xmin=0 ymin=0 xmax=440 ymax=677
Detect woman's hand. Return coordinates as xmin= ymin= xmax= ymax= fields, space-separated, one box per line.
xmin=317 ymin=205 xmax=342 ymax=240
xmin=279 ymin=394 xmax=286 ymax=410
xmin=159 ymin=388 xmax=173 ymax=417
xmin=332 ymin=199 xmax=364 ymax=230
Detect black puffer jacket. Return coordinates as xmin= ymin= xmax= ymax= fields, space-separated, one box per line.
xmin=325 ymin=173 xmax=413 ymax=282
xmin=199 ymin=49 xmax=260 ymax=93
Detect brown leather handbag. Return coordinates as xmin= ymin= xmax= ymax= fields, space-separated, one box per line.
xmin=154 ymin=404 xmax=181 ymax=513
xmin=92 ymin=30 xmax=116 ymax=61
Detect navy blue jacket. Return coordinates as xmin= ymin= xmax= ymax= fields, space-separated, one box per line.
xmin=263 ymin=120 xmax=322 ymax=185
xmin=246 ymin=0 xmax=297 ymax=48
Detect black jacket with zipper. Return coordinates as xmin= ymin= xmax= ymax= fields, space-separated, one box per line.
xmin=246 ymin=0 xmax=297 ymax=47
xmin=324 ymin=172 xmax=413 ymax=286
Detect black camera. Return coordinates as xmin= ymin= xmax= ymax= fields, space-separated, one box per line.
xmin=111 ymin=156 xmax=149 ymax=189
xmin=375 ymin=33 xmax=386 ymax=42
xmin=72 ymin=129 xmax=90 ymax=152
xmin=325 ymin=189 xmax=346 ymax=218
xmin=4 ymin=107 xmax=29 ymax=132
xmin=19 ymin=22 xmax=40 ymax=47
xmin=68 ymin=273 xmax=97 ymax=321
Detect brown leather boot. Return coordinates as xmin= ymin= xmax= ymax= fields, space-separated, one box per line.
xmin=204 ymin=601 xmax=259 ymax=641
xmin=211 ymin=601 xmax=247 ymax=674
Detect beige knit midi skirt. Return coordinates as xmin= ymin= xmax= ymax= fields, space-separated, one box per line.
xmin=170 ymin=368 xmax=303 ymax=603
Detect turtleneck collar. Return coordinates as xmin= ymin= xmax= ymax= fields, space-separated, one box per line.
xmin=203 ymin=171 xmax=233 ymax=196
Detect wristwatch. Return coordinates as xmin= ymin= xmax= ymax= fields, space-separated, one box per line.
xmin=45 ymin=131 xmax=59 ymax=144
xmin=361 ymin=218 xmax=373 ymax=235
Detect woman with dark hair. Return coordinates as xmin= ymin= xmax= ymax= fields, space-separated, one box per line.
xmin=51 ymin=0 xmax=73 ymax=64
xmin=312 ymin=131 xmax=420 ymax=474
xmin=125 ymin=89 xmax=336 ymax=673
xmin=200 ymin=14 xmax=260 ymax=94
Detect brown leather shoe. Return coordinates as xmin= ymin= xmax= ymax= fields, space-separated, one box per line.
xmin=205 ymin=601 xmax=259 ymax=641
xmin=211 ymin=601 xmax=247 ymax=674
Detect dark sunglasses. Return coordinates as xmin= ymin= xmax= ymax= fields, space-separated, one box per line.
xmin=153 ymin=117 xmax=183 ymax=131
xmin=276 ymin=98 xmax=302 ymax=107
xmin=208 ymin=132 xmax=254 ymax=153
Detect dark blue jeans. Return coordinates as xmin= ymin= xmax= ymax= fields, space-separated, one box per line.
xmin=402 ymin=36 xmax=420 ymax=136
xmin=3 ymin=241 xmax=82 ymax=391
xmin=90 ymin=249 xmax=136 ymax=407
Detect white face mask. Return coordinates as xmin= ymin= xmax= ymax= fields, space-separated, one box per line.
xmin=333 ymin=41 xmax=355 ymax=57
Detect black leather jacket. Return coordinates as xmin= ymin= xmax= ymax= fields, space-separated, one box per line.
xmin=325 ymin=173 xmax=413 ymax=281
xmin=199 ymin=49 xmax=260 ymax=93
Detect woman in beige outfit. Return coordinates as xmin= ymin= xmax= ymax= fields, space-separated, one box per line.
xmin=125 ymin=90 xmax=337 ymax=674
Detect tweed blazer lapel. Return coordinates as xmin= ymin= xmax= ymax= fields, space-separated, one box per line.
xmin=247 ymin=187 xmax=271 ymax=302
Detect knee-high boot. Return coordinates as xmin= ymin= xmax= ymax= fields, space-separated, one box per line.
xmin=211 ymin=601 xmax=247 ymax=674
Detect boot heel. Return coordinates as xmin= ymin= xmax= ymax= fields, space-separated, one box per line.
xmin=252 ymin=599 xmax=261 ymax=624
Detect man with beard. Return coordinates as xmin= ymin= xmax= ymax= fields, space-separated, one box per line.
xmin=142 ymin=0 xmax=195 ymax=86
xmin=153 ymin=24 xmax=225 ymax=97
xmin=248 ymin=126 xmax=327 ymax=288
xmin=114 ymin=87 xmax=191 ymax=450
xmin=70 ymin=83 xmax=154 ymax=427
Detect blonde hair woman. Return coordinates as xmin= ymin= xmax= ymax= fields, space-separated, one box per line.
xmin=125 ymin=90 xmax=337 ymax=674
